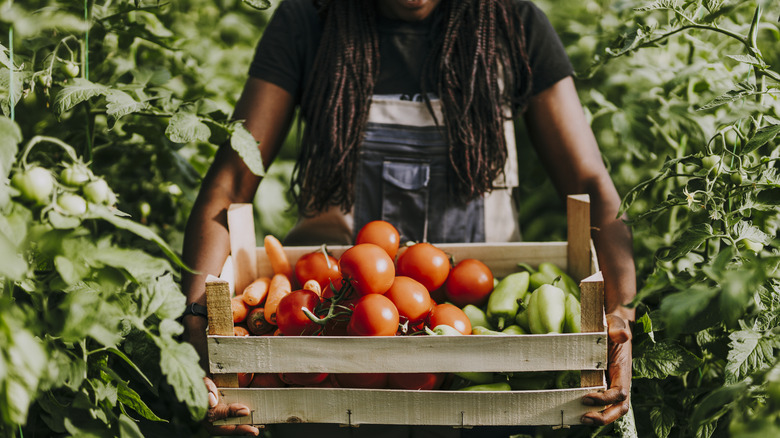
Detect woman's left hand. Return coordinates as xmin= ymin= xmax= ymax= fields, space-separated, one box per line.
xmin=580 ymin=314 xmax=632 ymax=425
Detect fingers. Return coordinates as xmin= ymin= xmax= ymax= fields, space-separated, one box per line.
xmin=204 ymin=422 xmax=261 ymax=436
xmin=581 ymin=398 xmax=629 ymax=426
xmin=582 ymin=386 xmax=629 ymax=406
xmin=202 ymin=377 xmax=259 ymax=435
xmin=204 ymin=376 xmax=219 ymax=408
xmin=605 ymin=314 xmax=631 ymax=344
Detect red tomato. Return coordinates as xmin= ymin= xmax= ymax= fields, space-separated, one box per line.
xmin=387 ymin=373 xmax=444 ymax=390
xmin=275 ymin=289 xmax=321 ymax=336
xmin=356 ymin=220 xmax=401 ymax=260
xmin=396 ymin=243 xmax=450 ymax=292
xmin=339 ymin=243 xmax=395 ymax=295
xmin=237 ymin=372 xmax=254 ymax=388
xmin=427 ymin=303 xmax=472 ymax=335
xmin=384 ymin=276 xmax=432 ymax=323
xmin=294 ymin=250 xmax=342 ymax=295
xmin=445 ymin=259 xmax=494 ymax=307
xmin=334 ymin=373 xmax=388 ymax=389
xmin=280 ymin=372 xmax=330 ymax=386
xmin=249 ymin=373 xmax=287 ymax=388
xmin=347 ymin=294 xmax=400 ymax=336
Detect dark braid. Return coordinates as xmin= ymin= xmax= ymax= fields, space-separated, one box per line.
xmin=294 ymin=0 xmax=533 ymax=215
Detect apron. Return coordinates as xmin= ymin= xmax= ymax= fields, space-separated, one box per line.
xmin=284 ymin=95 xmax=521 ymax=247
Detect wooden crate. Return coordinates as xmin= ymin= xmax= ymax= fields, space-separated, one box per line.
xmin=207 ymin=195 xmax=607 ymax=428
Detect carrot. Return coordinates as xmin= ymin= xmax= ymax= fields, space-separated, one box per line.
xmin=233 ymin=325 xmax=250 ymax=337
xmin=231 ymin=296 xmax=250 ymax=324
xmin=242 ymin=276 xmax=271 ymax=307
xmin=246 ymin=307 xmax=275 ymax=335
xmin=264 ymin=235 xmax=292 ymax=280
xmin=264 ymin=273 xmax=292 ymax=324
xmin=302 ymin=279 xmax=322 ymax=296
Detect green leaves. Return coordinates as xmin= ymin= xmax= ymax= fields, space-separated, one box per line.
xmin=165 ymin=112 xmax=211 ymax=144
xmin=725 ymin=329 xmax=777 ymax=384
xmin=154 ymin=335 xmax=207 ymax=420
xmin=242 ymin=0 xmax=272 ymax=9
xmin=633 ymin=339 xmax=703 ymax=379
xmin=55 ymin=79 xmax=110 ymax=114
xmin=230 ymin=121 xmax=264 ymax=176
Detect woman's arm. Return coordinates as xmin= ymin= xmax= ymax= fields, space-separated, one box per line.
xmin=523 ymin=75 xmax=636 ymax=425
xmin=181 ymin=77 xmax=296 ymax=436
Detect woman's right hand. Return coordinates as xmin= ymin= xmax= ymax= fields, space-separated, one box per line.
xmin=203 ymin=376 xmax=261 ymax=436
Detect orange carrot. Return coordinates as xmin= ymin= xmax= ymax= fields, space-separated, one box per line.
xmin=231 ymin=296 xmax=250 ymax=324
xmin=302 ymin=279 xmax=322 ymax=296
xmin=264 ymin=273 xmax=292 ymax=324
xmin=233 ymin=325 xmax=250 ymax=337
xmin=264 ymin=235 xmax=293 ymax=280
xmin=242 ymin=276 xmax=271 ymax=307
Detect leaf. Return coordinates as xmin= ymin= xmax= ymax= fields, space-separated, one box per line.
xmin=106 ymin=90 xmax=150 ymax=121
xmin=650 ymin=405 xmax=675 ymax=438
xmin=744 ymin=124 xmax=780 ymax=154
xmin=733 ymin=221 xmax=772 ymax=245
xmin=635 ymin=0 xmax=679 ymax=12
xmin=54 ymin=78 xmax=109 ymax=114
xmin=118 ymin=385 xmax=166 ymax=423
xmin=154 ymin=334 xmax=207 ymax=420
xmin=119 ymin=414 xmax=145 ymax=438
xmin=633 ymin=339 xmax=703 ymax=379
xmin=242 ymin=0 xmax=272 ymax=9
xmin=658 ymin=224 xmax=713 ymax=262
xmin=230 ymin=122 xmax=264 ymax=176
xmin=0 ymin=115 xmax=21 ymax=177
xmin=726 ymin=54 xmax=767 ymax=68
xmin=659 ymin=285 xmax=721 ymax=335
xmin=165 ymin=112 xmax=211 ymax=144
xmin=0 ymin=230 xmax=26 ymax=280
xmin=697 ymin=89 xmax=753 ymax=111
xmin=726 ymin=329 xmax=775 ymax=384
xmin=689 ymin=382 xmax=746 ymax=431
xmin=105 ymin=348 xmax=154 ymax=390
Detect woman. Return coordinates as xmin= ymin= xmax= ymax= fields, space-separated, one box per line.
xmin=181 ymin=0 xmax=635 ymax=436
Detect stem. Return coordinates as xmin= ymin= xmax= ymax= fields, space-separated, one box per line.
xmin=20 ymin=136 xmax=81 ymax=167
xmin=84 ymin=0 xmax=91 ymax=80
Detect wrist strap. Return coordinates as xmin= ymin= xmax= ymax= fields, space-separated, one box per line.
xmin=182 ymin=302 xmax=208 ymax=319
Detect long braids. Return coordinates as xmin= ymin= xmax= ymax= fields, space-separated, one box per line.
xmin=294 ymin=0 xmax=532 ymax=215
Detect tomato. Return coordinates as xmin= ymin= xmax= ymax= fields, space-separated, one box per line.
xmin=427 ymin=303 xmax=471 ymax=336
xmin=384 ymin=276 xmax=432 ymax=323
xmin=249 ymin=373 xmax=287 ymax=388
xmin=57 ymin=193 xmax=88 ymax=216
xmin=730 ymin=171 xmax=744 ymax=185
xmin=237 ymin=372 xmax=254 ymax=388
xmin=356 ymin=220 xmax=400 ymax=260
xmin=84 ymin=179 xmax=116 ymax=206
xmin=60 ymin=165 xmax=90 ymax=187
xmin=276 ymin=289 xmax=321 ymax=336
xmin=60 ymin=61 xmax=80 ymax=78
xmin=294 ymin=250 xmax=342 ymax=296
xmin=445 ymin=259 xmax=494 ymax=307
xmin=701 ymin=155 xmax=722 ymax=174
xmin=334 ymin=373 xmax=388 ymax=389
xmin=396 ymin=242 xmax=450 ymax=292
xmin=346 ymin=294 xmax=399 ymax=336
xmin=280 ymin=372 xmax=329 ymax=386
xmin=387 ymin=373 xmax=444 ymax=390
xmin=11 ymin=167 xmax=55 ymax=205
xmin=339 ymin=243 xmax=395 ymax=295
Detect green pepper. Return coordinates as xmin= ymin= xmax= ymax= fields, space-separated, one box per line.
xmin=462 ymin=304 xmax=493 ymax=330
xmin=431 ymin=324 xmax=465 ymax=336
xmin=538 ymin=262 xmax=580 ymax=300
xmin=507 ymin=371 xmax=556 ymax=390
xmin=527 ymin=284 xmax=566 ymax=334
xmin=471 ymin=326 xmax=507 ymax=336
xmin=529 ymin=271 xmax=555 ymax=290
xmin=501 ymin=325 xmax=527 ymax=335
xmin=458 ymin=382 xmax=512 ymax=391
xmin=564 ymin=293 xmax=581 ymax=333
xmin=486 ymin=271 xmax=529 ymax=330
xmin=514 ymin=293 xmax=533 ymax=332
xmin=427 ymin=325 xmax=494 ymax=384
xmin=554 ymin=370 xmax=581 ymax=389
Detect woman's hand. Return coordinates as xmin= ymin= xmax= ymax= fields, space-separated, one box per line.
xmin=203 ymin=376 xmax=261 ymax=436
xmin=580 ymin=314 xmax=632 ymax=425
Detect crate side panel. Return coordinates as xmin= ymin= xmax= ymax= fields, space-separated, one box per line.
xmin=208 ymin=334 xmax=607 ymax=374
xmin=215 ymin=387 xmax=604 ymax=426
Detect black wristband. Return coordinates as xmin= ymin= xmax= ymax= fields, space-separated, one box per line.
xmin=182 ymin=302 xmax=208 ymax=319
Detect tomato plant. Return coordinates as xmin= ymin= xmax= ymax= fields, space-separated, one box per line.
xmin=275 ymin=289 xmax=321 ymax=336
xmin=339 ymin=243 xmax=395 ymax=295
xmin=395 ymin=242 xmax=451 ymax=292
xmin=11 ymin=166 xmax=54 ymax=205
xmin=444 ymin=258 xmax=494 ymax=307
xmin=427 ymin=303 xmax=471 ymax=336
xmin=346 ymin=294 xmax=400 ymax=336
xmin=294 ymin=249 xmax=341 ymax=295
xmin=384 ymin=276 xmax=432 ymax=323
xmin=356 ymin=220 xmax=400 ymax=259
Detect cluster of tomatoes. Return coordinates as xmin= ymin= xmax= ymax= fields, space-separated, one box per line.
xmin=230 ymin=220 xmax=497 ymax=390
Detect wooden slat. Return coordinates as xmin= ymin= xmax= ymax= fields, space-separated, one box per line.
xmin=567 ymin=194 xmax=591 ymax=282
xmin=579 ymin=272 xmax=607 ymax=388
xmin=227 ymin=203 xmax=257 ymax=296
xmin=208 ymin=333 xmax=607 ymax=374
xmin=206 ymin=276 xmax=238 ymax=388
xmin=214 ymin=387 xmax=605 ymax=427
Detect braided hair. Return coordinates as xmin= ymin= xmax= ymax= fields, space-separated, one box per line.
xmin=294 ymin=0 xmax=533 ymax=216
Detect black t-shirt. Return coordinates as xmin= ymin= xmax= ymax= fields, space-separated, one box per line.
xmin=249 ymin=0 xmax=573 ymax=103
